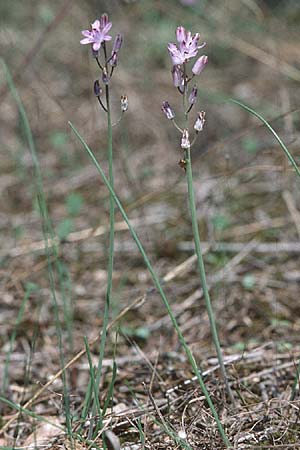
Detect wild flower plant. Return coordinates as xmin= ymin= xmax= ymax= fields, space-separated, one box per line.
xmin=75 ymin=17 xmax=230 ymax=447
xmin=80 ymin=13 xmax=126 ymax=439
xmin=162 ymin=26 xmax=235 ymax=404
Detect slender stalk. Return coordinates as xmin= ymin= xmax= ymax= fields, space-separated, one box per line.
xmin=231 ymin=99 xmax=300 ymax=179
xmin=185 ymin=147 xmax=235 ymax=404
xmin=91 ymin=44 xmax=114 ymax=440
xmin=69 ymin=122 xmax=231 ymax=448
xmin=94 ymin=81 xmax=114 ymax=392
xmin=181 ymin=62 xmax=234 ymax=403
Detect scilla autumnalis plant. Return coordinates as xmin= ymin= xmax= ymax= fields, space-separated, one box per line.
xmin=80 ymin=14 xmax=127 ymax=436
xmin=162 ymin=26 xmax=235 ymax=404
xmin=73 ymin=15 xmax=231 ymax=447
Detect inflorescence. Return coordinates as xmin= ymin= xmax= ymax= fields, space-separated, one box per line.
xmin=80 ymin=14 xmax=127 ymax=116
xmin=162 ymin=26 xmax=208 ymax=169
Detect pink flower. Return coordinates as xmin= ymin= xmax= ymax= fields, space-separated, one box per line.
xmin=80 ymin=14 xmax=112 ymax=51
xmin=192 ymin=55 xmax=208 ymax=75
xmin=168 ymin=26 xmax=205 ymax=66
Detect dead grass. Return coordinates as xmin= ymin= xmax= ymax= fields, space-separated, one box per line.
xmin=1 ymin=0 xmax=300 ymax=448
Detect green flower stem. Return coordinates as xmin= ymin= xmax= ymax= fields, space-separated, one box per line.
xmin=185 ymin=147 xmax=235 ymax=405
xmin=69 ymin=122 xmax=231 ymax=448
xmin=95 ymin=82 xmax=114 ymax=390
xmin=231 ymin=99 xmax=300 ymax=179
xmin=181 ymin=62 xmax=233 ymax=404
xmin=92 ymin=80 xmax=114 ymax=442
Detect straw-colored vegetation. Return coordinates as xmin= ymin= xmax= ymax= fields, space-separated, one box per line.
xmin=1 ymin=1 xmax=300 ymax=448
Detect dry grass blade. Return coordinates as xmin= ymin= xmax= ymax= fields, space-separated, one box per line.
xmin=0 ymin=295 xmax=144 ymax=436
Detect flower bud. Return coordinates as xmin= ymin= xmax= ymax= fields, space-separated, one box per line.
xmin=120 ymin=95 xmax=128 ymax=112
xmin=109 ymin=52 xmax=118 ymax=67
xmin=176 ymin=26 xmax=186 ymax=44
xmin=94 ymin=80 xmax=102 ymax=96
xmin=188 ymin=85 xmax=198 ymax=105
xmin=161 ymin=101 xmax=175 ymax=120
xmin=181 ymin=129 xmax=190 ymax=149
xmin=102 ymin=68 xmax=109 ymax=84
xmin=192 ymin=55 xmax=208 ymax=75
xmin=100 ymin=13 xmax=109 ymax=28
xmin=112 ymin=34 xmax=123 ymax=54
xmin=194 ymin=111 xmax=206 ymax=132
xmin=172 ymin=66 xmax=183 ymax=88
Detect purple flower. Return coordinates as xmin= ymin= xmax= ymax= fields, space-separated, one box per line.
xmin=168 ymin=26 xmax=205 ymax=66
xmin=161 ymin=101 xmax=175 ymax=120
xmin=192 ymin=55 xmax=208 ymax=75
xmin=80 ymin=14 xmax=112 ymax=51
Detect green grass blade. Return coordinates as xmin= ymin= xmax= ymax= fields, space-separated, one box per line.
xmin=0 ymin=396 xmax=65 ymax=432
xmin=83 ymin=336 xmax=104 ymax=441
xmin=231 ymin=99 xmax=300 ymax=178
xmin=2 ymin=58 xmax=73 ymax=437
xmin=0 ymin=396 xmax=103 ymax=450
xmin=69 ymin=121 xmax=231 ymax=447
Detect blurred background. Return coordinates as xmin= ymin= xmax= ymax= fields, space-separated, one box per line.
xmin=1 ymin=0 xmax=300 ymax=446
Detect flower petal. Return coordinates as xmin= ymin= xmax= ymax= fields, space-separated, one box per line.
xmin=80 ymin=37 xmax=93 ymax=44
xmin=81 ymin=30 xmax=92 ymax=37
xmin=92 ymin=20 xmax=100 ymax=30
xmin=192 ymin=55 xmax=208 ymax=75
xmin=93 ymin=42 xmax=101 ymax=51
xmin=103 ymin=22 xmax=112 ymax=34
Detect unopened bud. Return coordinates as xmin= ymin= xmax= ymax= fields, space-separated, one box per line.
xmin=94 ymin=80 xmax=102 ymax=96
xmin=161 ymin=101 xmax=175 ymax=120
xmin=112 ymin=34 xmax=123 ymax=54
xmin=192 ymin=55 xmax=208 ymax=75
xmin=109 ymin=52 xmax=118 ymax=67
xmin=172 ymin=66 xmax=183 ymax=89
xmin=188 ymin=85 xmax=198 ymax=105
xmin=100 ymin=13 xmax=109 ymax=29
xmin=102 ymin=68 xmax=109 ymax=84
xmin=181 ymin=129 xmax=190 ymax=149
xmin=194 ymin=111 xmax=206 ymax=132
xmin=121 ymin=95 xmax=128 ymax=112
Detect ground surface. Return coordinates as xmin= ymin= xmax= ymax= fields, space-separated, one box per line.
xmin=1 ymin=0 xmax=300 ymax=448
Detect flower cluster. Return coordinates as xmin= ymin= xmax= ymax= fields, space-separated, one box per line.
xmin=80 ymin=14 xmax=126 ymax=114
xmin=162 ymin=26 xmax=208 ymax=168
